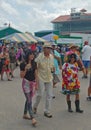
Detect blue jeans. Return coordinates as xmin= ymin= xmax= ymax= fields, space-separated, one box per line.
xmin=24 ymin=92 xmax=34 ymax=118
xmin=82 ymin=60 xmax=90 ymax=68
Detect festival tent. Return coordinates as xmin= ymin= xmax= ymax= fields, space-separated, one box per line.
xmin=0 ymin=26 xmax=21 ymax=38
xmin=1 ymin=32 xmax=37 ymax=43
xmin=34 ymin=36 xmax=47 ymax=43
xmin=26 ymin=32 xmax=47 ymax=43
xmin=23 ymin=33 xmax=37 ymax=43
xmin=42 ymin=33 xmax=58 ymax=43
xmin=42 ymin=33 xmax=82 ymax=46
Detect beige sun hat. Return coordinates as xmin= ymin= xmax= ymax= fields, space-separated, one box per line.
xmin=43 ymin=42 xmax=52 ymax=48
xmin=68 ymin=43 xmax=78 ymax=49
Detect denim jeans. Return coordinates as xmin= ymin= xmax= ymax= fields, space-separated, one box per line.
xmin=24 ymin=92 xmax=34 ymax=118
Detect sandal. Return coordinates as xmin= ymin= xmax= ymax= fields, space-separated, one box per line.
xmin=23 ymin=115 xmax=31 ymax=120
xmin=32 ymin=118 xmax=37 ymax=126
xmin=8 ymin=79 xmax=12 ymax=81
xmin=44 ymin=112 xmax=52 ymax=118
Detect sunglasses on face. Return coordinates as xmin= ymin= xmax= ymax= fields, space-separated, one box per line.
xmin=45 ymin=47 xmax=51 ymax=49
xmin=71 ymin=56 xmax=75 ymax=58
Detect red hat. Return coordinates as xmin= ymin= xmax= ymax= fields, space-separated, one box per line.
xmin=84 ymin=41 xmax=88 ymax=45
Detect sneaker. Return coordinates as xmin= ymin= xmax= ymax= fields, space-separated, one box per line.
xmin=44 ymin=112 xmax=52 ymax=118
xmin=85 ymin=75 xmax=88 ymax=78
xmin=52 ymin=96 xmax=56 ymax=99
xmin=82 ymin=75 xmax=86 ymax=79
xmin=33 ymin=107 xmax=37 ymax=114
xmin=82 ymin=75 xmax=88 ymax=79
xmin=87 ymin=96 xmax=91 ymax=101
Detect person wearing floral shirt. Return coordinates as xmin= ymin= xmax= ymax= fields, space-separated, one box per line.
xmin=62 ymin=53 xmax=83 ymax=113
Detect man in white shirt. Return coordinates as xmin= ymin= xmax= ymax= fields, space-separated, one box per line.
xmin=33 ymin=42 xmax=54 ymax=118
xmin=82 ymin=41 xmax=91 ymax=78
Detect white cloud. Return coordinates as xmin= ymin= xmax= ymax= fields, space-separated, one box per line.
xmin=16 ymin=0 xmax=46 ymax=5
xmin=1 ymin=1 xmax=19 ymax=16
xmin=0 ymin=13 xmax=10 ymax=27
xmin=49 ymin=0 xmax=91 ymax=15
xmin=26 ymin=7 xmax=56 ymax=32
xmin=16 ymin=0 xmax=31 ymax=5
xmin=1 ymin=0 xmax=91 ymax=33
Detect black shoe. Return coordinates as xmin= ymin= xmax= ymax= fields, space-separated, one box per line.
xmin=85 ymin=75 xmax=88 ymax=78
xmin=82 ymin=75 xmax=88 ymax=79
xmin=52 ymin=96 xmax=55 ymax=99
xmin=44 ymin=112 xmax=52 ymax=118
xmin=67 ymin=100 xmax=73 ymax=113
xmin=68 ymin=109 xmax=73 ymax=112
xmin=11 ymin=75 xmax=14 ymax=78
xmin=75 ymin=100 xmax=83 ymax=113
xmin=33 ymin=107 xmax=37 ymax=114
xmin=76 ymin=109 xmax=83 ymax=113
xmin=87 ymin=96 xmax=91 ymax=101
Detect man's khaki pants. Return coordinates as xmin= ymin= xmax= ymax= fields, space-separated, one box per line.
xmin=33 ymin=78 xmax=53 ymax=113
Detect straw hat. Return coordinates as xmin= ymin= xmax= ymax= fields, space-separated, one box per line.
xmin=68 ymin=44 xmax=78 ymax=49
xmin=51 ymin=43 xmax=56 ymax=46
xmin=43 ymin=42 xmax=52 ymax=48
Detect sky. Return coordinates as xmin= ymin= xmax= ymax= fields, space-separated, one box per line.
xmin=0 ymin=0 xmax=91 ymax=34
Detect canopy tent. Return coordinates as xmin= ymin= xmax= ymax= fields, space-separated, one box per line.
xmin=34 ymin=36 xmax=47 ymax=43
xmin=42 ymin=33 xmax=58 ymax=43
xmin=1 ymin=32 xmax=37 ymax=43
xmin=24 ymin=33 xmax=37 ymax=43
xmin=25 ymin=33 xmax=47 ymax=43
xmin=0 ymin=26 xmax=21 ymax=38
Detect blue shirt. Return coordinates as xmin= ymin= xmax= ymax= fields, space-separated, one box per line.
xmin=54 ymin=50 xmax=61 ymax=75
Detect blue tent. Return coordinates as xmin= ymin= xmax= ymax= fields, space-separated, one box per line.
xmin=42 ymin=33 xmax=57 ymax=43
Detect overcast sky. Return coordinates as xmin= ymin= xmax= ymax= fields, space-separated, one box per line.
xmin=0 ymin=0 xmax=91 ymax=34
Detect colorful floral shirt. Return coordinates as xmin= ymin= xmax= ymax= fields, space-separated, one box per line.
xmin=62 ymin=62 xmax=80 ymax=94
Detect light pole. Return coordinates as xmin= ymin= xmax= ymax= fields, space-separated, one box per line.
xmin=69 ymin=21 xmax=71 ymax=33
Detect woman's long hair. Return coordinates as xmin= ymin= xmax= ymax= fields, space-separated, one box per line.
xmin=25 ymin=51 xmax=35 ymax=67
xmin=68 ymin=53 xmax=77 ymax=63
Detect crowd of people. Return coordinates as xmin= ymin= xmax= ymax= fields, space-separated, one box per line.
xmin=0 ymin=43 xmax=42 ymax=81
xmin=0 ymin=41 xmax=91 ymax=126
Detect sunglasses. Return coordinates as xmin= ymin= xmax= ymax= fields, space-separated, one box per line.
xmin=45 ymin=47 xmax=51 ymax=49
xmin=71 ymin=56 xmax=75 ymax=59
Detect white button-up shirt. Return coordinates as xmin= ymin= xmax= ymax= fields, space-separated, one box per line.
xmin=35 ymin=52 xmax=54 ymax=82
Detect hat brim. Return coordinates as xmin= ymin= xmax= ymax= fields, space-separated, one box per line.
xmin=43 ymin=45 xmax=52 ymax=48
xmin=43 ymin=46 xmax=52 ymax=49
xmin=69 ymin=45 xmax=78 ymax=48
